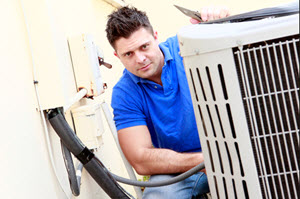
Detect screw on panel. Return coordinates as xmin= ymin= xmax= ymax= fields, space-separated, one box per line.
xmin=237 ymin=40 xmax=243 ymax=48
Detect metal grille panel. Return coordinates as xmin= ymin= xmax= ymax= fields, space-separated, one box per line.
xmin=233 ymin=36 xmax=300 ymax=199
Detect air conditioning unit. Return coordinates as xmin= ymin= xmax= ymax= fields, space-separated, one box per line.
xmin=178 ymin=7 xmax=299 ymax=199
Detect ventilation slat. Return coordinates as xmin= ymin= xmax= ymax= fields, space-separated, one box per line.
xmin=215 ymin=105 xmax=225 ymax=138
xmin=196 ymin=68 xmax=207 ymax=101
xmin=207 ymin=140 xmax=215 ymax=173
xmin=225 ymin=104 xmax=236 ymax=139
xmin=189 ymin=68 xmax=199 ymax=102
xmin=207 ymin=105 xmax=217 ymax=137
xmin=198 ymin=105 xmax=208 ymax=137
xmin=223 ymin=177 xmax=228 ymax=199
xmin=206 ymin=66 xmax=216 ymax=101
xmin=215 ymin=141 xmax=224 ymax=174
xmin=218 ymin=64 xmax=229 ymax=100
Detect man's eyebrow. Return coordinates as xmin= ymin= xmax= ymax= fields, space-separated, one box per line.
xmin=121 ymin=50 xmax=132 ymax=57
xmin=120 ymin=41 xmax=150 ymax=57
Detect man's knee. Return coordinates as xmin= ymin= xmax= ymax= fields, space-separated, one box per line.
xmin=142 ymin=172 xmax=209 ymax=199
xmin=142 ymin=175 xmax=178 ymax=199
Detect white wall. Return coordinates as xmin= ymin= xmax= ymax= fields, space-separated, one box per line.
xmin=0 ymin=0 xmax=134 ymax=199
xmin=0 ymin=0 xmax=68 ymax=198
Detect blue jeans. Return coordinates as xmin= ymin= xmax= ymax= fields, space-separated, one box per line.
xmin=142 ymin=172 xmax=209 ymax=199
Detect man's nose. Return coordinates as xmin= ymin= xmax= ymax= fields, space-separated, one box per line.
xmin=135 ymin=52 xmax=146 ymax=63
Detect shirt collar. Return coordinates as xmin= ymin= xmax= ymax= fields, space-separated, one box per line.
xmin=159 ymin=42 xmax=173 ymax=63
xmin=127 ymin=43 xmax=174 ymax=84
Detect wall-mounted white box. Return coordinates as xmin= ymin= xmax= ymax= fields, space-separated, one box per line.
xmin=68 ymin=34 xmax=104 ymax=97
xmin=72 ymin=102 xmax=104 ymax=149
xmin=21 ymin=0 xmax=78 ymax=110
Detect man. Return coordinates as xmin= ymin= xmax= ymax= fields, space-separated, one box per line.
xmin=106 ymin=6 xmax=229 ymax=198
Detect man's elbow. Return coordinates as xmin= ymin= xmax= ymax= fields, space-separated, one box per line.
xmin=132 ymin=162 xmax=151 ymax=175
xmin=126 ymin=148 xmax=154 ymax=175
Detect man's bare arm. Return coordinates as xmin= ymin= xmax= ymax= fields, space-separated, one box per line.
xmin=118 ymin=125 xmax=204 ymax=175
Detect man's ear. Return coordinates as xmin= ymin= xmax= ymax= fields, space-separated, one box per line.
xmin=154 ymin=31 xmax=158 ymax=40
xmin=114 ymin=51 xmax=119 ymax=58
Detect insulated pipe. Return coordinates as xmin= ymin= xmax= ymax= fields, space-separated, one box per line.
xmin=48 ymin=109 xmax=130 ymax=199
xmin=63 ymin=88 xmax=88 ymax=112
xmin=111 ymin=162 xmax=205 ymax=187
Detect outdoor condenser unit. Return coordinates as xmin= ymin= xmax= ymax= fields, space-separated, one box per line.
xmin=177 ymin=8 xmax=299 ymax=199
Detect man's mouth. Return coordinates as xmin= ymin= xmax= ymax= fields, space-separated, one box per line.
xmin=139 ymin=63 xmax=151 ymax=71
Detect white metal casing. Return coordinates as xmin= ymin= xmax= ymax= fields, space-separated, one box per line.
xmin=68 ymin=34 xmax=104 ymax=97
xmin=178 ymin=14 xmax=299 ymax=56
xmin=178 ymin=14 xmax=299 ymax=199
xmin=72 ymin=102 xmax=104 ymax=149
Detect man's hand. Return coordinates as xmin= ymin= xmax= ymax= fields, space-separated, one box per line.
xmin=190 ymin=6 xmax=230 ymax=24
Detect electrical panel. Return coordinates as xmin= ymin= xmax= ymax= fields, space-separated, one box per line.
xmin=68 ymin=34 xmax=104 ymax=97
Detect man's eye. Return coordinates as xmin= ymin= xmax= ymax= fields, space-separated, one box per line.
xmin=125 ymin=52 xmax=132 ymax=57
xmin=142 ymin=44 xmax=149 ymax=49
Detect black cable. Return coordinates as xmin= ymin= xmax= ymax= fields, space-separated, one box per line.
xmin=76 ymin=162 xmax=83 ymax=188
xmin=61 ymin=141 xmax=80 ymax=196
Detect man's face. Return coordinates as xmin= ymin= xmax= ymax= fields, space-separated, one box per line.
xmin=114 ymin=27 xmax=164 ymax=85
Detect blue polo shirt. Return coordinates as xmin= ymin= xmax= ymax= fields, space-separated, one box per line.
xmin=111 ymin=35 xmax=201 ymax=152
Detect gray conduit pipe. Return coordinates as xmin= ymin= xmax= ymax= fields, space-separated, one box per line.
xmin=111 ymin=162 xmax=205 ymax=187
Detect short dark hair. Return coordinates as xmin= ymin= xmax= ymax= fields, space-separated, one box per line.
xmin=106 ymin=6 xmax=154 ymax=49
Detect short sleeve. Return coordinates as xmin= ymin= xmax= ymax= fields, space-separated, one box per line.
xmin=111 ymin=83 xmax=147 ymax=131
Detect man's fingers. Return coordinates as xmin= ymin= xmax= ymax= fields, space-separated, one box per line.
xmin=200 ymin=6 xmax=230 ymax=22
xmin=213 ymin=8 xmax=221 ymax=20
xmin=219 ymin=6 xmax=230 ymax=19
xmin=207 ymin=7 xmax=214 ymax=21
xmin=200 ymin=7 xmax=208 ymax=22
xmin=190 ymin=18 xmax=200 ymax=24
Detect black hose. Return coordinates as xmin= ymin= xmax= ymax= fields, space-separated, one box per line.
xmin=61 ymin=141 xmax=80 ymax=196
xmin=111 ymin=162 xmax=205 ymax=187
xmin=76 ymin=162 xmax=83 ymax=188
xmin=48 ymin=109 xmax=130 ymax=199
